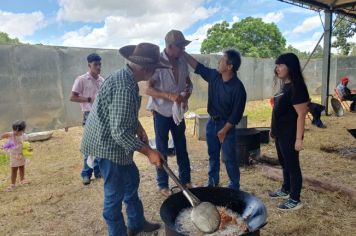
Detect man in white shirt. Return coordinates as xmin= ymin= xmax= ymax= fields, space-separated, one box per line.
xmin=146 ymin=30 xmax=193 ymax=197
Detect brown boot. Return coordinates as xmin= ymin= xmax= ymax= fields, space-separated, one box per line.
xmin=127 ymin=220 xmax=160 ymax=236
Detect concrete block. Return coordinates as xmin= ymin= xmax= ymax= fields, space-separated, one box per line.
xmin=195 ymin=115 xmax=248 ymax=141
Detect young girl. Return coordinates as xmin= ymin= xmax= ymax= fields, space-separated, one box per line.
xmin=269 ymin=53 xmax=309 ymax=211
xmin=1 ymin=120 xmax=30 ymax=191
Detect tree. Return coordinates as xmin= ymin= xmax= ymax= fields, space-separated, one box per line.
xmin=284 ymin=45 xmax=323 ymax=59
xmin=201 ymin=17 xmax=286 ymax=58
xmin=332 ymin=16 xmax=356 ymax=56
xmin=0 ymin=32 xmax=21 ymax=45
xmin=312 ymin=45 xmax=324 ymax=58
xmin=200 ymin=21 xmax=235 ymax=55
xmin=351 ymin=45 xmax=356 ymax=56
xmin=284 ymin=45 xmax=309 ymax=59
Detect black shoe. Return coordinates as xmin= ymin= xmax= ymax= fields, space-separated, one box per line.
xmin=127 ymin=221 xmax=160 ymax=236
xmin=94 ymin=174 xmax=102 ymax=179
xmin=269 ymin=189 xmax=289 ymax=199
xmin=317 ymin=123 xmax=327 ymax=128
xmin=82 ymin=176 xmax=91 ymax=185
xmin=277 ymin=198 xmax=303 ymax=211
xmin=315 ymin=119 xmax=326 ymax=128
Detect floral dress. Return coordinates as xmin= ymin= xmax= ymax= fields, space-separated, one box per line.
xmin=8 ymin=133 xmax=28 ymax=168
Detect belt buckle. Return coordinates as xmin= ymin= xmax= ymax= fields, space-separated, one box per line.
xmin=211 ymin=116 xmax=220 ymax=121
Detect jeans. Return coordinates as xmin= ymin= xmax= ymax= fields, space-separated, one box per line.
xmin=153 ymin=111 xmax=191 ymax=189
xmin=275 ymin=136 xmax=302 ymax=201
xmin=206 ymin=119 xmax=240 ymax=190
xmin=82 ymin=111 xmax=90 ymax=126
xmin=81 ymin=111 xmax=100 ymax=178
xmin=98 ymin=158 xmax=145 ymax=236
xmin=81 ymin=155 xmax=100 ymax=178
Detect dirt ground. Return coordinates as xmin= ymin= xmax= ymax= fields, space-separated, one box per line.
xmin=0 ymin=101 xmax=355 ymax=236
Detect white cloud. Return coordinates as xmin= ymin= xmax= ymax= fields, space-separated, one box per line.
xmin=262 ymin=12 xmax=284 ymax=23
xmin=289 ymin=31 xmax=323 ymax=52
xmin=0 ymin=10 xmax=45 ymax=38
xmin=348 ymin=34 xmax=356 ymax=43
xmin=283 ymin=6 xmax=315 ymax=15
xmin=57 ymin=0 xmax=216 ymax=23
xmin=232 ymin=16 xmax=239 ymax=23
xmin=282 ymin=30 xmax=291 ymax=37
xmin=61 ymin=1 xmax=218 ymax=49
xmin=186 ymin=22 xmax=218 ymax=53
xmin=186 ymin=17 xmax=239 ymax=53
xmin=292 ymin=16 xmax=322 ymax=34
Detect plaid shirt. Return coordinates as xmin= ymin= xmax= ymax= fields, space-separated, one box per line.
xmin=80 ymin=65 xmax=145 ymax=165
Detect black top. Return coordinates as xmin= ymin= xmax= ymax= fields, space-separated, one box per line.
xmin=194 ymin=63 xmax=247 ymax=125
xmin=271 ymin=82 xmax=309 ymax=138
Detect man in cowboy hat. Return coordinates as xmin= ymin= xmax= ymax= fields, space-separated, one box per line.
xmin=81 ymin=43 xmax=170 ymax=236
xmin=146 ymin=30 xmax=193 ymax=197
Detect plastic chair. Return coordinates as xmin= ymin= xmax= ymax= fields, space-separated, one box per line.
xmin=334 ymin=88 xmax=351 ymax=111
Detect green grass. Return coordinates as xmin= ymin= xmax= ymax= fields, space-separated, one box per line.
xmin=193 ymin=107 xmax=207 ymax=115
xmin=192 ymin=99 xmax=273 ymax=126
xmin=245 ymin=103 xmax=272 ymax=125
xmin=0 ymin=151 xmax=9 ymax=171
xmin=191 ymin=95 xmax=321 ymax=127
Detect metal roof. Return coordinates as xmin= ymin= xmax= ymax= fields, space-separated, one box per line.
xmin=278 ymin=0 xmax=356 ymax=18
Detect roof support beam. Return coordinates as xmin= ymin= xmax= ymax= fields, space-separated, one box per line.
xmin=321 ymin=10 xmax=333 ymax=114
xmin=336 ymin=2 xmax=356 ymax=9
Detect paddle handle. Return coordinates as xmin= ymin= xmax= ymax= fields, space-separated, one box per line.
xmin=161 ymin=160 xmax=201 ymax=207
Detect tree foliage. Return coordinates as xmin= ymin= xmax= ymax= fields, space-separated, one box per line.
xmin=351 ymin=45 xmax=356 ymax=56
xmin=0 ymin=32 xmax=21 ymax=45
xmin=332 ymin=16 xmax=356 ymax=56
xmin=284 ymin=44 xmax=323 ymax=59
xmin=201 ymin=17 xmax=286 ymax=58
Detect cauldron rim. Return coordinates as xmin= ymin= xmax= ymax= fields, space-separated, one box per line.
xmin=235 ymin=128 xmax=261 ymax=134
xmin=347 ymin=129 xmax=356 ymax=139
xmin=160 ymin=187 xmax=268 ymax=236
xmin=253 ymin=127 xmax=271 ymax=131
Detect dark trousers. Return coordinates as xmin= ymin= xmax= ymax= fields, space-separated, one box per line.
xmin=344 ymin=94 xmax=356 ymax=111
xmin=275 ymin=136 xmax=302 ymax=201
xmin=153 ymin=112 xmax=191 ymax=189
xmin=308 ymin=102 xmax=324 ymax=121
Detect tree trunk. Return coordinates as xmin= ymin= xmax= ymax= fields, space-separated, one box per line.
xmin=255 ymin=155 xmax=280 ymax=166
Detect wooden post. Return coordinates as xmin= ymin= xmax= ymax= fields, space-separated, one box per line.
xmin=261 ymin=166 xmax=356 ymax=201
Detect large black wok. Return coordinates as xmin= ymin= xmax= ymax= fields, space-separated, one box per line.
xmin=160 ymin=187 xmax=267 ymax=236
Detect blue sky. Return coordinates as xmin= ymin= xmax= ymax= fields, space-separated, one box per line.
xmin=0 ymin=0 xmax=331 ymax=53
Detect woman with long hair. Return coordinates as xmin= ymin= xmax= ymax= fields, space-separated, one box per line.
xmin=269 ymin=53 xmax=310 ymax=211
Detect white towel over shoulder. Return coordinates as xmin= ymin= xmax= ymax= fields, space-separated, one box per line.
xmin=172 ymin=92 xmax=188 ymax=125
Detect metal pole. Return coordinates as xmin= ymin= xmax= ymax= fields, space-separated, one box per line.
xmin=302 ymin=32 xmax=324 ymax=72
xmin=321 ymin=10 xmax=333 ymax=115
